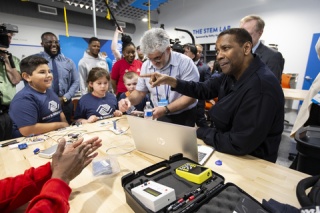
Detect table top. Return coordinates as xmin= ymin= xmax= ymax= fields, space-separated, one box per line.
xmin=283 ymin=88 xmax=309 ymax=101
xmin=0 ymin=116 xmax=309 ymax=212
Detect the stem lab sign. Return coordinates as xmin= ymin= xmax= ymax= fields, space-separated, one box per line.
xmin=192 ymin=25 xmax=231 ymax=39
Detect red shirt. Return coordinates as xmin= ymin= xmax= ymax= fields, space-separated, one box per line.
xmin=111 ymin=58 xmax=142 ymax=94
xmin=0 ymin=162 xmax=71 ymax=213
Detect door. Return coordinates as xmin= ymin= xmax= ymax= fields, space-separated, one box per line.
xmin=302 ymin=33 xmax=320 ymax=90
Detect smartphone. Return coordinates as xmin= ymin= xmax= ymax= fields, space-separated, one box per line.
xmin=198 ymin=145 xmax=215 ymax=165
xmin=38 ymin=144 xmax=58 ymax=159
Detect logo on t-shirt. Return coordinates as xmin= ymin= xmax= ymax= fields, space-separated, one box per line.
xmin=48 ymin=100 xmax=59 ymax=112
xmin=96 ymin=104 xmax=112 ymax=116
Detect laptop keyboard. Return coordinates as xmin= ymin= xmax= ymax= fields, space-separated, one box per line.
xmin=198 ymin=151 xmax=206 ymax=163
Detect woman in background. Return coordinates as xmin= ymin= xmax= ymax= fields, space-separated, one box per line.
xmin=111 ymin=34 xmax=142 ymax=100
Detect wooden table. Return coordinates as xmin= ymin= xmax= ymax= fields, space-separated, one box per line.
xmin=283 ymin=88 xmax=309 ymax=101
xmin=0 ymin=116 xmax=309 ymax=212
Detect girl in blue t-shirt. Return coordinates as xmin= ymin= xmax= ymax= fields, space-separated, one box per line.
xmin=74 ymin=67 xmax=122 ymax=124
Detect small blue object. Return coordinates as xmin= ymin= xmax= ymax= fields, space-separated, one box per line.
xmin=18 ymin=143 xmax=28 ymax=150
xmin=215 ymin=160 xmax=222 ymax=166
xmin=33 ymin=148 xmax=40 ymax=154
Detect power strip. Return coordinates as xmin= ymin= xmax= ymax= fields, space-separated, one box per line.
xmin=9 ymin=138 xmax=46 ymax=149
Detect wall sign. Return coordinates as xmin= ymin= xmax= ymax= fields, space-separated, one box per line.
xmin=192 ymin=25 xmax=231 ymax=39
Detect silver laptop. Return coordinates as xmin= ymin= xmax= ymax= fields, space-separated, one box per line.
xmin=127 ymin=115 xmax=214 ymax=165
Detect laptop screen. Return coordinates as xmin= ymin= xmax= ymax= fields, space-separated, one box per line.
xmin=127 ymin=115 xmax=198 ymax=162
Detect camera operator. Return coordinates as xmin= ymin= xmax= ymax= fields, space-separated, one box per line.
xmin=0 ymin=23 xmax=21 ymax=141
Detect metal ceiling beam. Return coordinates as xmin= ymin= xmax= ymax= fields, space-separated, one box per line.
xmin=27 ymin=0 xmax=166 ymax=21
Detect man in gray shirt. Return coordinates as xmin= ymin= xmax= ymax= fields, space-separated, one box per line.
xmin=118 ymin=28 xmax=199 ymax=127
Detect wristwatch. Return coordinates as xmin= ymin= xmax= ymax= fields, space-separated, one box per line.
xmin=164 ymin=106 xmax=170 ymax=114
xmin=62 ymin=96 xmax=68 ymax=103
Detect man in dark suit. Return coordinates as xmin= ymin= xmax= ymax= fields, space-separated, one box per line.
xmin=240 ymin=15 xmax=284 ymax=83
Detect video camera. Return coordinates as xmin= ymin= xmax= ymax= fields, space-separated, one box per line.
xmin=0 ymin=23 xmax=18 ymax=68
xmin=170 ymin=38 xmax=184 ymax=54
xmin=0 ymin=23 xmax=18 ymax=48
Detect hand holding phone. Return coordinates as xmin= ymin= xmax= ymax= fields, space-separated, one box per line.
xmin=38 ymin=144 xmax=59 ymax=159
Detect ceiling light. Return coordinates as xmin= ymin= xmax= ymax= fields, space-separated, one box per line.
xmin=142 ymin=16 xmax=148 ymax=22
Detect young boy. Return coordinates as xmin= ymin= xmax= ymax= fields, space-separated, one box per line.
xmin=119 ymin=71 xmax=151 ymax=114
xmin=9 ymin=55 xmax=69 ymax=138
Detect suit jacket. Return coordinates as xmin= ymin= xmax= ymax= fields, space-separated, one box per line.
xmin=255 ymin=42 xmax=284 ymax=83
xmin=196 ymin=61 xmax=211 ymax=82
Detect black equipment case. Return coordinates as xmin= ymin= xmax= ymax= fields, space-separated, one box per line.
xmin=121 ymin=154 xmax=270 ymax=213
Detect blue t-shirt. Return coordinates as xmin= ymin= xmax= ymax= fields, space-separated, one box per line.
xmin=74 ymin=92 xmax=118 ymax=119
xmin=9 ymin=84 xmax=62 ymax=138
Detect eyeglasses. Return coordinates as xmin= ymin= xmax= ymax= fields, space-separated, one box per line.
xmin=149 ymin=51 xmax=165 ymax=63
xmin=44 ymin=40 xmax=59 ymax=45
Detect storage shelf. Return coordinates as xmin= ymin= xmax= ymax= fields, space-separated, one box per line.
xmin=200 ymin=43 xmax=216 ymax=63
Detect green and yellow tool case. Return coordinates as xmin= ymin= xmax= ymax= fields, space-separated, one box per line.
xmin=121 ymin=154 xmax=270 ymax=213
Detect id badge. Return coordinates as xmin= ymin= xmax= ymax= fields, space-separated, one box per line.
xmin=158 ymin=99 xmax=169 ymax=107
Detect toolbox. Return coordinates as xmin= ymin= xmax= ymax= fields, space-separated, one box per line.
xmin=121 ymin=154 xmax=270 ymax=213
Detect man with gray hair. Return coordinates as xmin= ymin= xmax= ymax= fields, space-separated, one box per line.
xmin=140 ymin=28 xmax=284 ymax=162
xmin=118 ymin=28 xmax=199 ymax=127
xmin=240 ymin=15 xmax=284 ymax=82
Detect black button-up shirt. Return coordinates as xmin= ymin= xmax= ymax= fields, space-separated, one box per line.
xmin=174 ymin=55 xmax=284 ymax=162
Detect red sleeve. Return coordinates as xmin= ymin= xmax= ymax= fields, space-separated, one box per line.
xmin=26 ymin=178 xmax=71 ymax=213
xmin=0 ymin=162 xmax=52 ymax=213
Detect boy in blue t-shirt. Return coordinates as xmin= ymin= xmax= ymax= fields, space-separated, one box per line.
xmin=9 ymin=55 xmax=69 ymax=138
xmin=119 ymin=71 xmax=151 ymax=115
xmin=74 ymin=67 xmax=122 ymax=124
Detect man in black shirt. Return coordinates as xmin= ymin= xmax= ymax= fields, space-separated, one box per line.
xmin=141 ymin=28 xmax=284 ymax=163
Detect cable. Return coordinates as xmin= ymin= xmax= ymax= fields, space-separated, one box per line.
xmin=105 ymin=140 xmax=136 ymax=156
xmin=106 ymin=146 xmax=136 ymax=156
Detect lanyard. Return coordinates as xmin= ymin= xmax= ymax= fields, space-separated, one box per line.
xmin=154 ymin=65 xmax=172 ymax=102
